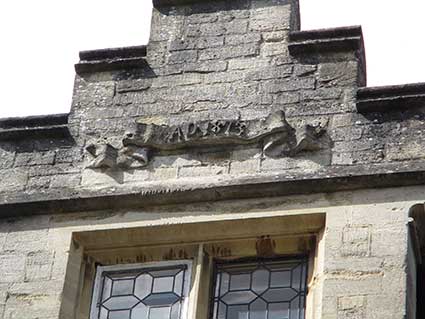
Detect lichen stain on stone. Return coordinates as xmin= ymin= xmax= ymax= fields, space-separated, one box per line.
xmin=12 ymin=293 xmax=49 ymax=303
xmin=210 ymin=245 xmax=232 ymax=258
xmin=255 ymin=235 xmax=276 ymax=257
xmin=163 ymin=248 xmax=189 ymax=260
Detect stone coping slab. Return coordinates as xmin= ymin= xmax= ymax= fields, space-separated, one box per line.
xmin=0 ymin=113 xmax=70 ymax=141
xmin=75 ymin=45 xmax=148 ymax=74
xmin=288 ymin=25 xmax=366 ymax=86
xmin=357 ymin=82 xmax=425 ymax=113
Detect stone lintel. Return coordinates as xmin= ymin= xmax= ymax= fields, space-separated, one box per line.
xmin=357 ymin=82 xmax=425 ymax=113
xmin=289 ymin=25 xmax=366 ymax=85
xmin=0 ymin=113 xmax=70 ymax=141
xmin=75 ymin=45 xmax=148 ymax=74
xmin=2 ymin=162 xmax=425 ymax=217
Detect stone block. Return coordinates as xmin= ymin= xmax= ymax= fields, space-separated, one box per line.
xmin=0 ymin=254 xmax=26 ymax=283
xmin=26 ymin=176 xmax=51 ymax=190
xmin=332 ymin=152 xmax=354 ymax=166
xmin=199 ymin=43 xmax=260 ymax=61
xmin=168 ymin=50 xmax=198 ymax=64
xmin=85 ymin=107 xmax=125 ymax=120
xmin=4 ymin=224 xmax=49 ymax=253
xmin=184 ymin=61 xmax=228 ymax=73
xmin=262 ymin=31 xmax=287 ymax=42
xmin=261 ymin=42 xmax=289 ymax=57
xmin=223 ymin=20 xmax=249 ymax=34
xmin=337 ymin=295 xmax=366 ymax=319
xmin=116 ymin=79 xmax=152 ymax=93
xmin=230 ymin=159 xmax=260 ymax=175
xmin=385 ymin=141 xmax=425 ymax=161
xmin=187 ymin=13 xmax=219 ymax=24
xmin=76 ymin=81 xmax=115 ymax=109
xmin=261 ymin=78 xmax=315 ymax=93
xmin=25 ymin=250 xmax=54 ymax=282
xmin=228 ymin=58 xmax=270 ymax=70
xmin=318 ymin=61 xmax=358 ymax=87
xmin=55 ymin=148 xmax=83 ymax=164
xmin=0 ymin=168 xmax=28 ymax=193
xmin=370 ymin=226 xmax=407 ymax=257
xmin=301 ymin=88 xmax=343 ymax=101
xmin=341 ymin=225 xmax=371 ymax=257
xmin=203 ymin=70 xmax=246 ymax=84
xmin=0 ymin=147 xmax=15 ymax=170
xmin=50 ymin=174 xmax=81 ymax=189
xmin=330 ymin=127 xmax=363 ymax=142
xmin=3 ymin=291 xmax=60 ymax=319
xmin=273 ymin=92 xmax=300 ymax=104
xmin=14 ymin=151 xmax=56 ymax=167
xmin=81 ymin=168 xmax=122 ymax=187
xmin=179 ymin=165 xmax=228 ymax=178
xmin=250 ymin=4 xmax=291 ymax=32
xmin=261 ymin=152 xmax=329 ymax=173
xmin=150 ymin=167 xmax=178 ymax=181
xmin=225 ymin=33 xmax=261 ymax=45
xmin=169 ymin=36 xmax=224 ymax=51
xmin=151 ymin=73 xmax=203 ymax=88
xmin=294 ymin=64 xmax=317 ymax=77
xmin=123 ymin=170 xmax=151 ymax=184
xmin=245 ymin=65 xmax=293 ymax=81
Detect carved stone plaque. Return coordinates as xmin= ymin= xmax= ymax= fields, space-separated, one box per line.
xmin=86 ymin=111 xmax=328 ymax=170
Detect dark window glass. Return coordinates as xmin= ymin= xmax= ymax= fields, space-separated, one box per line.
xmin=212 ymin=258 xmax=308 ymax=319
xmin=93 ymin=264 xmax=189 ymax=319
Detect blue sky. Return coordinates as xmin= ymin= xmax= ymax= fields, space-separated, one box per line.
xmin=1 ymin=0 xmax=424 ymax=117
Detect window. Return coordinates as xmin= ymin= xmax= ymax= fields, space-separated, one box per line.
xmin=65 ymin=213 xmax=324 ymax=319
xmin=90 ymin=261 xmax=192 ymax=319
xmin=212 ymin=258 xmax=308 ymax=319
xmin=90 ymin=257 xmax=307 ymax=319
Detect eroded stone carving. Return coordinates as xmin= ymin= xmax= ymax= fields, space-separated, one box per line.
xmin=125 ymin=111 xmax=328 ymax=159
xmin=85 ymin=111 xmax=329 ymax=170
xmin=86 ymin=143 xmax=150 ymax=169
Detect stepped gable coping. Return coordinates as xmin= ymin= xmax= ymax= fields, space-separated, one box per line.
xmin=357 ymin=82 xmax=425 ymax=113
xmin=0 ymin=113 xmax=69 ymax=141
xmin=289 ymin=25 xmax=366 ymax=85
xmin=75 ymin=45 xmax=148 ymax=74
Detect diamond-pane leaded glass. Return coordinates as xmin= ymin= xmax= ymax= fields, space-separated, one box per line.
xmin=212 ymin=259 xmax=307 ymax=319
xmin=91 ymin=261 xmax=191 ymax=319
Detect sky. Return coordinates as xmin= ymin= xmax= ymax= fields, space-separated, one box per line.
xmin=0 ymin=0 xmax=424 ymax=118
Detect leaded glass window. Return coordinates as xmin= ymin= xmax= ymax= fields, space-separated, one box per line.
xmin=90 ymin=261 xmax=192 ymax=319
xmin=212 ymin=258 xmax=308 ymax=319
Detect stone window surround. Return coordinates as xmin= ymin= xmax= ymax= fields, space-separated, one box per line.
xmin=60 ymin=213 xmax=325 ymax=319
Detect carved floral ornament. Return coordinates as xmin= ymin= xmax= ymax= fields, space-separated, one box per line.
xmin=86 ymin=111 xmax=329 ymax=170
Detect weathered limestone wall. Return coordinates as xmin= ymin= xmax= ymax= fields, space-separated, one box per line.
xmin=0 ymin=0 xmax=367 ymax=199
xmin=0 ymin=0 xmax=424 ymax=318
xmin=0 ymin=186 xmax=421 ymax=318
xmin=0 ymin=0 xmax=424 ymax=207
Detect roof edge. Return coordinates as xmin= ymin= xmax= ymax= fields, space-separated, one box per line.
xmin=76 ymin=45 xmax=148 ymax=74
xmin=0 ymin=113 xmax=70 ymax=141
xmin=357 ymin=82 xmax=425 ymax=113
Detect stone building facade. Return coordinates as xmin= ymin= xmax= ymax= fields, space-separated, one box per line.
xmin=1 ymin=0 xmax=425 ymax=318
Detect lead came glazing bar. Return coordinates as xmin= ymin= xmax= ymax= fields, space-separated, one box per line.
xmin=91 ymin=263 xmax=191 ymax=319
xmin=212 ymin=258 xmax=308 ymax=319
